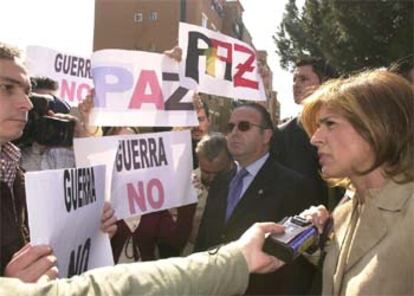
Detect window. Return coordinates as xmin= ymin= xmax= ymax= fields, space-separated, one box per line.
xmin=149 ymin=11 xmax=158 ymax=21
xmin=134 ymin=12 xmax=143 ymax=23
xmin=211 ymin=0 xmax=224 ymax=17
xmin=202 ymin=13 xmax=208 ymax=28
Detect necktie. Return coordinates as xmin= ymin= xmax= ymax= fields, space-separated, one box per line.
xmin=225 ymin=168 xmax=249 ymax=222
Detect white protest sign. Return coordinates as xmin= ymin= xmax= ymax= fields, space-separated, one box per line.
xmin=178 ymin=22 xmax=266 ymax=102
xmin=25 ymin=46 xmax=93 ymax=106
xmin=25 ymin=165 xmax=113 ymax=278
xmin=74 ymin=130 xmax=197 ymax=220
xmin=90 ymin=49 xmax=198 ymax=127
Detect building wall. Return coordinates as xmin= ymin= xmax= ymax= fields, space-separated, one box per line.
xmin=94 ymin=0 xmax=228 ymax=51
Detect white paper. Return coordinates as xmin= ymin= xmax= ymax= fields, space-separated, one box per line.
xmin=90 ymin=49 xmax=198 ymax=127
xmin=179 ymin=22 xmax=266 ymax=102
xmin=74 ymin=130 xmax=197 ymax=220
xmin=25 ymin=45 xmax=93 ymax=106
xmin=25 ymin=165 xmax=113 ymax=278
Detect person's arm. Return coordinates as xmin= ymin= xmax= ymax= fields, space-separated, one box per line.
xmin=0 ymin=223 xmax=284 ymax=296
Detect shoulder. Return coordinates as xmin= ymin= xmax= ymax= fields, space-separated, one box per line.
xmin=266 ymin=158 xmax=307 ymax=183
xmin=278 ymin=117 xmax=299 ymax=132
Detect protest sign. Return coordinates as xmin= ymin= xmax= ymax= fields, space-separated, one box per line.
xmin=25 ymin=165 xmax=113 ymax=278
xmin=74 ymin=130 xmax=197 ymax=220
xmin=25 ymin=45 xmax=93 ymax=106
xmin=90 ymin=49 xmax=198 ymax=127
xmin=179 ymin=22 xmax=266 ymax=101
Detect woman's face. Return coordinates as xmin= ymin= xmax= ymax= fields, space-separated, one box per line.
xmin=310 ymin=106 xmax=375 ymax=179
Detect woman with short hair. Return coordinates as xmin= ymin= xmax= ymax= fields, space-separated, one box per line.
xmin=300 ymin=69 xmax=414 ymax=295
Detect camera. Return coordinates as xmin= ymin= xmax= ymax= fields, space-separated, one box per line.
xmin=13 ymin=93 xmax=74 ymax=147
xmin=263 ymin=215 xmax=319 ymax=263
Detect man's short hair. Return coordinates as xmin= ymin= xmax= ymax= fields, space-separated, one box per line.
xmin=295 ymin=56 xmax=338 ymax=82
xmin=31 ymin=76 xmax=59 ymax=92
xmin=196 ymin=132 xmax=231 ymax=161
xmin=235 ymin=103 xmax=273 ymax=130
xmin=0 ymin=42 xmax=22 ymax=60
xmin=194 ymin=93 xmax=210 ymax=118
xmin=388 ymin=54 xmax=414 ymax=83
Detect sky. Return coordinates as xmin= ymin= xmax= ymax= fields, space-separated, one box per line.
xmin=0 ymin=0 xmax=302 ymax=119
xmin=240 ymin=0 xmax=305 ymax=119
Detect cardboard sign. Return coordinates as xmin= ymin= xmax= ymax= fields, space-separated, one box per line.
xmin=25 ymin=165 xmax=114 ymax=278
xmin=179 ymin=22 xmax=266 ymax=101
xmin=25 ymin=46 xmax=93 ymax=106
xmin=90 ymin=49 xmax=198 ymax=127
xmin=74 ymin=130 xmax=197 ymax=220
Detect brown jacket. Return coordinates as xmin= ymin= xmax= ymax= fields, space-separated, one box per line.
xmin=0 ymin=167 xmax=29 ymax=274
xmin=323 ymin=180 xmax=414 ymax=295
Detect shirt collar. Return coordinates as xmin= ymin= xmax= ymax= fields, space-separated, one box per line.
xmin=367 ymin=179 xmax=413 ymax=211
xmin=0 ymin=142 xmax=21 ymax=188
xmin=235 ymin=152 xmax=269 ymax=178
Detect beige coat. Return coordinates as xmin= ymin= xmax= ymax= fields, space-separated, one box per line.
xmin=0 ymin=243 xmax=248 ymax=296
xmin=323 ymin=180 xmax=414 ymax=295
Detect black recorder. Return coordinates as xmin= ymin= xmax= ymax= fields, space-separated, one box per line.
xmin=263 ymin=215 xmax=318 ymax=263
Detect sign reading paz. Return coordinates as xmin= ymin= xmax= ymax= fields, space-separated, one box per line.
xmin=25 ymin=165 xmax=114 ymax=278
xmin=25 ymin=46 xmax=93 ymax=106
xmin=74 ymin=130 xmax=197 ymax=220
xmin=90 ymin=50 xmax=197 ymax=127
xmin=179 ymin=22 xmax=266 ymax=102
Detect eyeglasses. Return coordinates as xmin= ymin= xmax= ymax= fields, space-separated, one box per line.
xmin=226 ymin=121 xmax=266 ymax=133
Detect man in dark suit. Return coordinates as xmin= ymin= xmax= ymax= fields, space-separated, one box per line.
xmin=195 ymin=103 xmax=319 ymax=295
xmin=272 ymin=56 xmax=341 ymax=211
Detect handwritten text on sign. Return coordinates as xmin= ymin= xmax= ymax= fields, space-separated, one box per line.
xmin=25 ymin=165 xmax=113 ymax=278
xmin=179 ymin=22 xmax=266 ymax=102
xmin=90 ymin=50 xmax=197 ymax=127
xmin=25 ymin=46 xmax=93 ymax=106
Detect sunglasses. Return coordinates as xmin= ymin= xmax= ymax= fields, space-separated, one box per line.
xmin=226 ymin=121 xmax=266 ymax=133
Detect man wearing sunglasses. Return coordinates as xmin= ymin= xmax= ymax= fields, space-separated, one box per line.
xmin=195 ymin=103 xmax=319 ymax=295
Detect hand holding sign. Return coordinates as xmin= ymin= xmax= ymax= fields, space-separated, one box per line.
xmin=100 ymin=201 xmax=117 ymax=238
xmin=4 ymin=244 xmax=58 ymax=283
xmin=25 ymin=165 xmax=113 ymax=278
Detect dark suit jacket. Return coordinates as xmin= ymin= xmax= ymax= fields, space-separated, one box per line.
xmin=271 ymin=117 xmax=342 ymax=210
xmin=195 ymin=156 xmax=319 ymax=295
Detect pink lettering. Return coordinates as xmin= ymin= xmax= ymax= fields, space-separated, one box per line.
xmin=129 ymin=70 xmax=164 ymax=109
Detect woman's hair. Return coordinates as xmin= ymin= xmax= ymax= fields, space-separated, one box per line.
xmin=301 ymin=69 xmax=414 ymax=185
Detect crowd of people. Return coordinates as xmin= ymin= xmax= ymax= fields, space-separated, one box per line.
xmin=0 ymin=39 xmax=413 ymax=296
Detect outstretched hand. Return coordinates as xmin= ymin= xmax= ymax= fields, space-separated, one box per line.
xmin=236 ymin=222 xmax=285 ymax=274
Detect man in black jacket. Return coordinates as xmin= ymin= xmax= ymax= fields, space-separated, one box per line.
xmin=272 ymin=56 xmax=341 ymax=211
xmin=195 ymin=103 xmax=319 ymax=295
